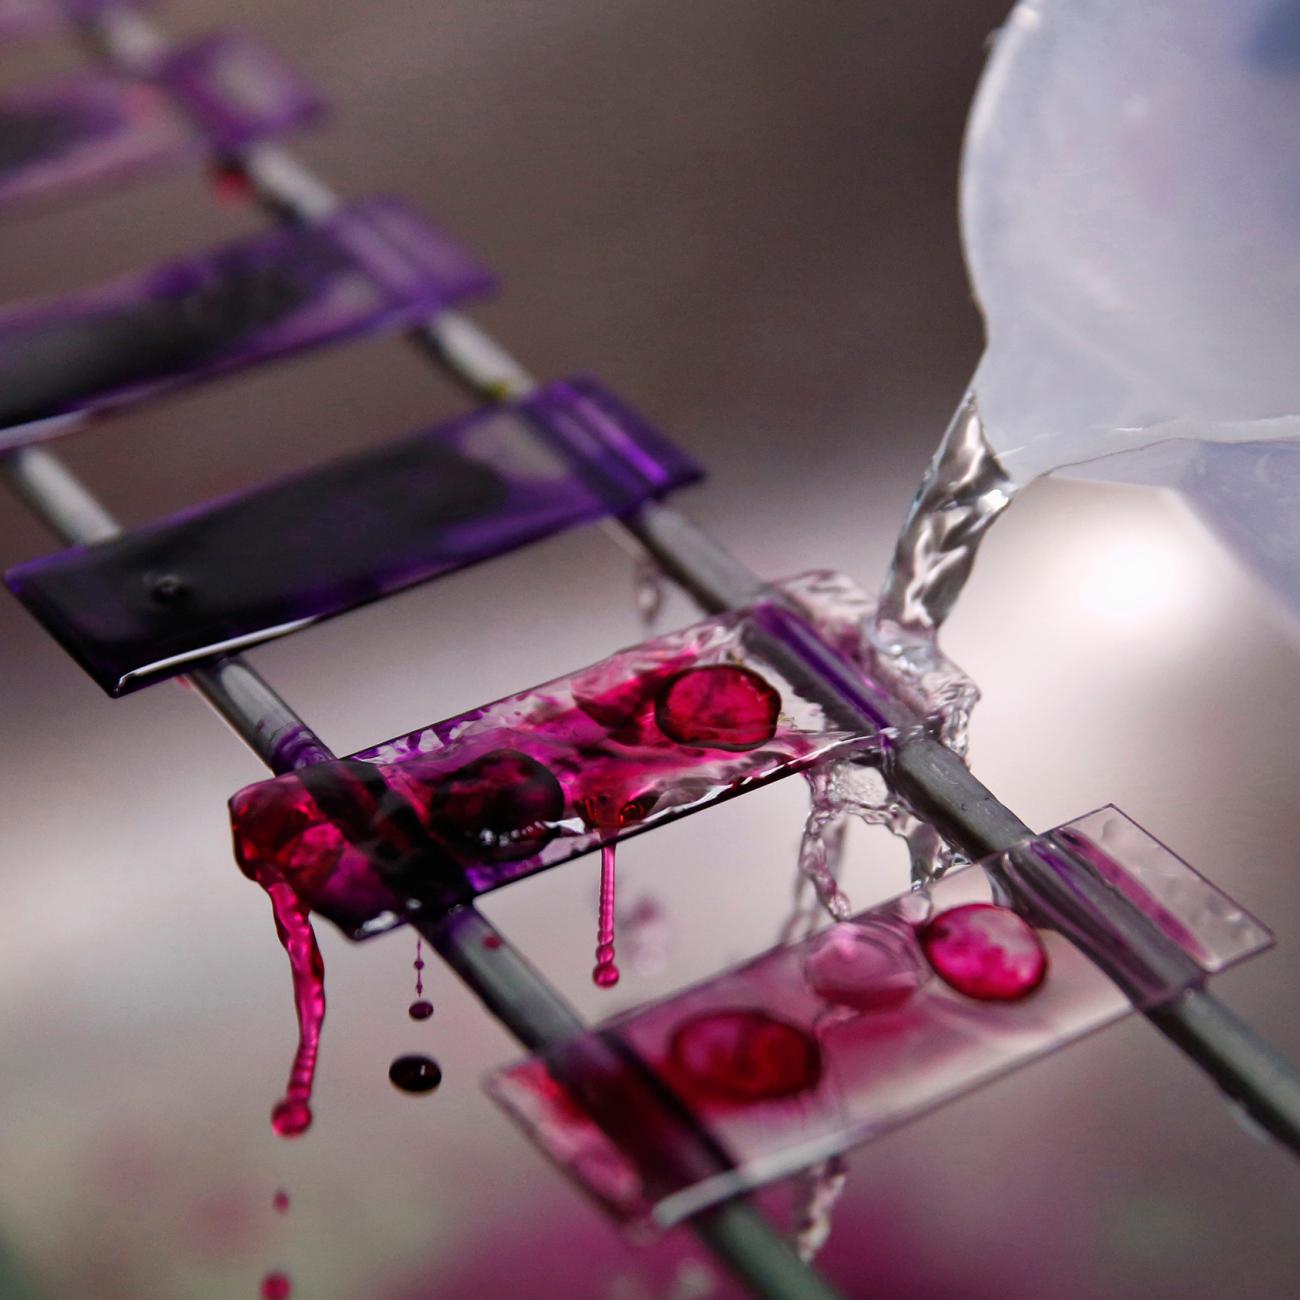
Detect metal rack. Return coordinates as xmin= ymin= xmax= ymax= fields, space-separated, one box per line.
xmin=1 ymin=6 xmax=1298 ymax=1298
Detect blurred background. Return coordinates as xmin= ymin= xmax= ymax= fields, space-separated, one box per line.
xmin=0 ymin=1 xmax=1298 ymax=1296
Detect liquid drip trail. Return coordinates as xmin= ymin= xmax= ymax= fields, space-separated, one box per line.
xmin=592 ymin=842 xmax=620 ymax=988
xmin=792 ymin=1155 xmax=849 ymax=1263
xmin=407 ymin=938 xmax=433 ymax=1020
xmin=266 ymin=882 xmax=325 ymax=1139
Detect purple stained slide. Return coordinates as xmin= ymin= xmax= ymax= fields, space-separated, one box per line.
xmin=0 ymin=196 xmax=493 ymax=443
xmin=7 ymin=377 xmax=703 ymax=694
xmin=0 ymin=0 xmax=143 ymax=46
xmin=0 ymin=31 xmax=322 ymax=215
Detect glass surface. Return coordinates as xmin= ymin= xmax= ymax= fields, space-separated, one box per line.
xmin=486 ymin=808 xmax=1271 ymax=1231
xmin=0 ymin=196 xmax=493 ymax=443
xmin=228 ymin=575 xmax=885 ymax=939
xmin=6 ymin=377 xmax=702 ymax=694
xmin=0 ymin=31 xmax=321 ymax=215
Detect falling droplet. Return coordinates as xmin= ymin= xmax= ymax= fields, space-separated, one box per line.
xmin=407 ymin=999 xmax=434 ymax=1021
xmin=592 ymin=842 xmax=620 ymax=988
xmin=389 ymin=1054 xmax=443 ymax=1094
xmin=260 ymin=1271 xmax=292 ymax=1299
xmin=211 ymin=159 xmax=254 ymax=206
xmin=272 ymin=1189 xmax=289 ymax=1214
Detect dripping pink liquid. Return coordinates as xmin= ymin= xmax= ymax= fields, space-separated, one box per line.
xmin=408 ymin=936 xmax=434 ymax=1018
xmin=272 ymin=1189 xmax=290 ymax=1214
xmin=266 ymin=881 xmax=326 ymax=1138
xmin=593 ymin=843 xmax=620 ymax=988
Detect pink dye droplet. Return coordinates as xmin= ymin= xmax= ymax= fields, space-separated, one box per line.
xmin=919 ymin=903 xmax=1048 ymax=1001
xmin=407 ymin=999 xmax=435 ymax=1021
xmin=668 ymin=1009 xmax=820 ymax=1103
xmin=272 ymin=1189 xmax=290 ymax=1214
xmin=260 ymin=1270 xmax=292 ymax=1299
xmin=653 ymin=665 xmax=781 ymax=750
xmin=591 ymin=843 xmax=621 ymax=989
xmin=270 ymin=1099 xmax=312 ymax=1139
xmin=804 ymin=919 xmax=930 ymax=1012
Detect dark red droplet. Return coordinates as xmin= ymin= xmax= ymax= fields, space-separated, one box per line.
xmin=272 ymin=1189 xmax=289 ymax=1214
xmin=654 ymin=666 xmax=781 ymax=750
xmin=482 ymin=934 xmax=502 ymax=951
xmin=260 ymin=1271 xmax=291 ymax=1299
xmin=389 ymin=1054 xmax=443 ymax=1094
xmin=919 ymin=903 xmax=1048 ymax=1001
xmin=407 ymin=999 xmax=434 ymax=1021
xmin=668 ymin=1009 xmax=820 ymax=1102
xmin=211 ymin=160 xmax=254 ymax=206
xmin=424 ymin=749 xmax=564 ymax=862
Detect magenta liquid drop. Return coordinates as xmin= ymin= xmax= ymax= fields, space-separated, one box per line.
xmin=272 ymin=1189 xmax=290 ymax=1214
xmin=919 ymin=903 xmax=1048 ymax=1001
xmin=260 ymin=1270 xmax=292 ymax=1299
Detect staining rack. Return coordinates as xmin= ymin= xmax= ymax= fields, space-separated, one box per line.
xmin=2 ymin=7 xmax=1299 ymax=1300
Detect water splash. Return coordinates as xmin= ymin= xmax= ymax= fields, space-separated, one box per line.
xmin=782 ymin=768 xmax=851 ymax=946
xmin=791 ymin=1155 xmax=849 ymax=1263
xmin=876 ymin=393 xmax=1015 ymax=646
xmin=774 ymin=440 xmax=1008 ymax=1256
xmin=633 ymin=554 xmax=666 ymax=631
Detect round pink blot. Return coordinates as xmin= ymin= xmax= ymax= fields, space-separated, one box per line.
xmin=919 ymin=903 xmax=1048 ymax=1001
xmin=668 ymin=1009 xmax=820 ymax=1102
xmin=260 ymin=1271 xmax=292 ymax=1299
xmin=654 ymin=665 xmax=781 ymax=750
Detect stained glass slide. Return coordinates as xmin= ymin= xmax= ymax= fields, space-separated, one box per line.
xmin=0 ymin=31 xmax=321 ymax=215
xmin=0 ymin=196 xmax=493 ymax=443
xmin=227 ymin=575 xmax=886 ymax=938
xmin=7 ymin=377 xmax=702 ymax=693
xmin=0 ymin=0 xmax=144 ymax=48
xmin=486 ymin=807 xmax=1271 ymax=1230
